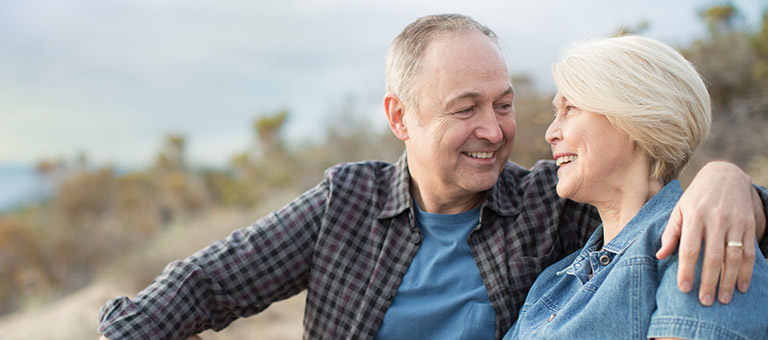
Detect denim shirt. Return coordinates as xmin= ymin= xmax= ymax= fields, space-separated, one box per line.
xmin=505 ymin=180 xmax=768 ymax=340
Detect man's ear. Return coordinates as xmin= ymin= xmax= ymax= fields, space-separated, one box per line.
xmin=384 ymin=93 xmax=409 ymax=141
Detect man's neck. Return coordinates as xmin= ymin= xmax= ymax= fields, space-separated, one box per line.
xmin=410 ymin=181 xmax=485 ymax=214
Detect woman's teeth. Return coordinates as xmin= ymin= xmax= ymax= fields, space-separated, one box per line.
xmin=555 ymin=155 xmax=578 ymax=166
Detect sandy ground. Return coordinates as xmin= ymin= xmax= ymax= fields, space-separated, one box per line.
xmin=0 ymin=192 xmax=307 ymax=339
xmin=0 ymin=280 xmax=306 ymax=340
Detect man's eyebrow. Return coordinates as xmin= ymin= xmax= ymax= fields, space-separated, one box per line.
xmin=443 ymin=86 xmax=515 ymax=111
xmin=444 ymin=92 xmax=482 ymax=111
xmin=496 ymin=86 xmax=514 ymax=101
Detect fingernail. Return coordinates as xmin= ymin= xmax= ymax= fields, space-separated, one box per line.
xmin=739 ymin=282 xmax=750 ymax=293
xmin=719 ymin=291 xmax=731 ymax=304
xmin=680 ymin=281 xmax=692 ymax=292
xmin=701 ymin=294 xmax=714 ymax=306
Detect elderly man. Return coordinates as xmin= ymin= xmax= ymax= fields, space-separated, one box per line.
xmin=98 ymin=14 xmax=767 ymax=340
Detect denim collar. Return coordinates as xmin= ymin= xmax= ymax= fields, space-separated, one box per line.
xmin=559 ymin=180 xmax=683 ymax=283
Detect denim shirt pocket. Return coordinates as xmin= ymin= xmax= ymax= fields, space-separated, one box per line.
xmin=460 ymin=302 xmax=496 ymax=340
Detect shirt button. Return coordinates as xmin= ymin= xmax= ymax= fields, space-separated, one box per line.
xmin=411 ymin=233 xmax=423 ymax=244
xmin=599 ymin=254 xmax=611 ymax=266
xmin=383 ymin=291 xmax=395 ymax=300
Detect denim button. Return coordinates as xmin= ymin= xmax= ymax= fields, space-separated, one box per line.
xmin=599 ymin=254 xmax=611 ymax=265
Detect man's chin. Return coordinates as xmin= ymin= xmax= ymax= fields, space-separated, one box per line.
xmin=461 ymin=176 xmax=500 ymax=193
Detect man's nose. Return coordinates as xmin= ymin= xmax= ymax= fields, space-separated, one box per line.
xmin=475 ymin=108 xmax=503 ymax=143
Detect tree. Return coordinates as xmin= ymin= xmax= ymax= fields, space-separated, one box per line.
xmin=680 ymin=5 xmax=768 ymax=184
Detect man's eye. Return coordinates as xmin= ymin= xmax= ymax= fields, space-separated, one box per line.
xmin=457 ymin=107 xmax=474 ymax=115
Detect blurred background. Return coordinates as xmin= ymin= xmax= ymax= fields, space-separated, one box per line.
xmin=1 ymin=0 xmax=767 ymax=338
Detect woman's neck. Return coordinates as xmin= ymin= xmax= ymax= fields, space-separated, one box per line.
xmin=595 ymin=178 xmax=664 ymax=245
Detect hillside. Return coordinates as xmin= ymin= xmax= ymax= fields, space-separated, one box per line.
xmin=0 ymin=192 xmax=306 ymax=340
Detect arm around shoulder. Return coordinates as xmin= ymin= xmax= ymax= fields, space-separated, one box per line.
xmin=656 ymin=161 xmax=767 ymax=306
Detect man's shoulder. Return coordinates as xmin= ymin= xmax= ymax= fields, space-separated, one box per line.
xmin=324 ymin=159 xmax=399 ymax=182
xmin=483 ymin=160 xmax=561 ymax=216
xmin=322 ymin=159 xmax=406 ymax=198
xmin=322 ymin=159 xmax=407 ymax=214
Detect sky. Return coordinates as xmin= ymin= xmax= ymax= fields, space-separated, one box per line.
xmin=1 ymin=0 xmax=765 ymax=169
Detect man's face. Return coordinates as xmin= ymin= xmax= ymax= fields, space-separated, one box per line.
xmin=404 ymin=31 xmax=516 ymax=205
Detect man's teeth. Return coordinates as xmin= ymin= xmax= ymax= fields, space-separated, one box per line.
xmin=465 ymin=151 xmax=494 ymax=159
xmin=555 ymin=155 xmax=578 ymax=166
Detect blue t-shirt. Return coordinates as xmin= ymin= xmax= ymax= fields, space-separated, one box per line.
xmin=374 ymin=201 xmax=496 ymax=340
xmin=505 ymin=180 xmax=768 ymax=340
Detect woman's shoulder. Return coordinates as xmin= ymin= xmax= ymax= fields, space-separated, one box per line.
xmin=649 ymin=239 xmax=768 ymax=339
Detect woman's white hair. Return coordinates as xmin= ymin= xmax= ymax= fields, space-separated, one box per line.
xmin=552 ymin=35 xmax=712 ymax=184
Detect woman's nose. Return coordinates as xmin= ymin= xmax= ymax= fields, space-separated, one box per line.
xmin=545 ymin=119 xmax=561 ymax=145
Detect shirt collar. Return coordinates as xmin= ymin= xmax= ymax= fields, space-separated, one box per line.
xmin=377 ymin=151 xmax=522 ymax=219
xmin=377 ymin=151 xmax=413 ymax=219
xmin=483 ymin=163 xmax=524 ymax=217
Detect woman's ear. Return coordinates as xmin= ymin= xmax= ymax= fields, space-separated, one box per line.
xmin=384 ymin=93 xmax=409 ymax=141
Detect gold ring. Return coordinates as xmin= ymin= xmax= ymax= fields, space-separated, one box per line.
xmin=727 ymin=241 xmax=743 ymax=248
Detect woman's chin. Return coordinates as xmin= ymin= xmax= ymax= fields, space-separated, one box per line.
xmin=555 ymin=184 xmax=569 ymax=199
xmin=555 ymin=183 xmax=582 ymax=202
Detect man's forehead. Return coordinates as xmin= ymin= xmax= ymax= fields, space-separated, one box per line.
xmin=422 ymin=31 xmax=504 ymax=60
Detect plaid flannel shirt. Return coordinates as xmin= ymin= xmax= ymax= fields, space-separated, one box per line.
xmin=98 ymin=152 xmax=768 ymax=340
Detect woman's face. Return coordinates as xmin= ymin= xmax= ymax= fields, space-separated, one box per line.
xmin=545 ymin=92 xmax=641 ymax=204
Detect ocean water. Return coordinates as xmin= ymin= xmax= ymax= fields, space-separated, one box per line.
xmin=0 ymin=165 xmax=52 ymax=212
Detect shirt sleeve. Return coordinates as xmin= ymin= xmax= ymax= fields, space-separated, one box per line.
xmin=648 ymin=243 xmax=768 ymax=340
xmin=98 ymin=180 xmax=328 ymax=339
xmin=754 ymin=183 xmax=768 ymax=257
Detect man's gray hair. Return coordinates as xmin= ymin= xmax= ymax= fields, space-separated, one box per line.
xmin=385 ymin=14 xmax=499 ymax=108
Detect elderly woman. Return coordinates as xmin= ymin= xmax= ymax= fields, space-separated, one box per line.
xmin=504 ymin=36 xmax=768 ymax=339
